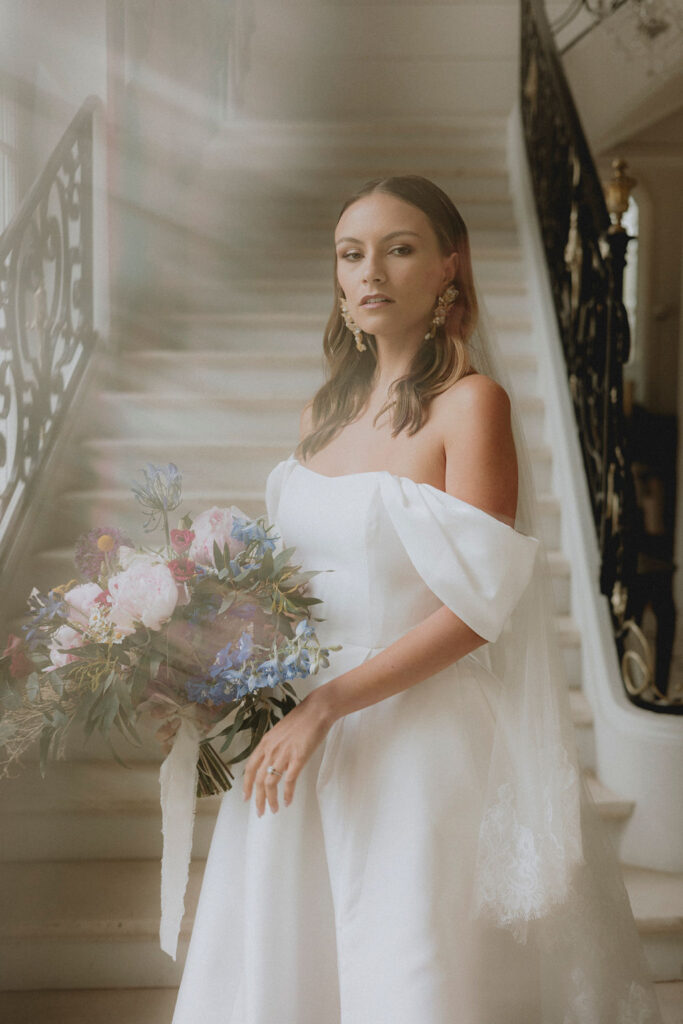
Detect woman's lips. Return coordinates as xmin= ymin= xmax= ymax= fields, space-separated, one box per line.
xmin=361 ymin=298 xmax=393 ymax=308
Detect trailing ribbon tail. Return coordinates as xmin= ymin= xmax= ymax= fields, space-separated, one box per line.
xmin=159 ymin=717 xmax=201 ymax=960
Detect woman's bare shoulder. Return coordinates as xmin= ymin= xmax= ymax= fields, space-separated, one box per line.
xmin=434 ymin=371 xmax=511 ymax=422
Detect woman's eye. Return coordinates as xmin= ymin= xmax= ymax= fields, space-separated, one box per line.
xmin=340 ymin=251 xmax=362 ymax=261
xmin=390 ymin=245 xmax=413 ymax=256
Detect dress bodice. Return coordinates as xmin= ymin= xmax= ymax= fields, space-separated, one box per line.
xmin=266 ymin=455 xmax=540 ymax=651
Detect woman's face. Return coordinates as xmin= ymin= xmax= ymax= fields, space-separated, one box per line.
xmin=335 ymin=192 xmax=458 ymax=343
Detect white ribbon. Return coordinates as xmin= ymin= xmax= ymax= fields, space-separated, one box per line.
xmin=159 ymin=716 xmax=201 ymax=960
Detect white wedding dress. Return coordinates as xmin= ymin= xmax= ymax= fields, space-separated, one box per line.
xmin=171 ymin=454 xmax=663 ymax=1024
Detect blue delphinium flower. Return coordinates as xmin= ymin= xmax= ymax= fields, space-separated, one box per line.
xmin=295 ymin=619 xmax=315 ymax=640
xmin=257 ymin=657 xmax=283 ymax=688
xmin=22 ymin=590 xmax=68 ymax=650
xmin=231 ymin=516 xmax=276 ymax=554
xmin=208 ymin=632 xmax=253 ymax=679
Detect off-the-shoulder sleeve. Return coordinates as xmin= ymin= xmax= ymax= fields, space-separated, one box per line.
xmin=264 ymin=456 xmax=298 ymax=555
xmin=377 ymin=474 xmax=540 ymax=643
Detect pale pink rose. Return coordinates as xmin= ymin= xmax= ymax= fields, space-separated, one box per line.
xmin=63 ymin=583 xmax=105 ymax=627
xmin=47 ymin=624 xmax=85 ymax=669
xmin=189 ymin=507 xmax=245 ymax=567
xmin=108 ymin=562 xmax=179 ymax=634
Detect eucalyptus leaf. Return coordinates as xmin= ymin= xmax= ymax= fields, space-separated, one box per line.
xmin=260 ymin=549 xmax=274 ymax=577
xmin=25 ymin=673 xmax=41 ymax=703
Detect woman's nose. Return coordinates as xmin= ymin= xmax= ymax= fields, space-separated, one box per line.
xmin=363 ymin=256 xmax=385 ymax=284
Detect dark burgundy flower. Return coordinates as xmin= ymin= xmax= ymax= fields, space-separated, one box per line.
xmin=168 ymin=558 xmax=196 ymax=583
xmin=3 ymin=634 xmax=35 ymax=679
xmin=171 ymin=529 xmax=195 ymax=554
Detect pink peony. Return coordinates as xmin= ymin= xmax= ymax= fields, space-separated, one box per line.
xmin=108 ymin=561 xmax=179 ymax=634
xmin=189 ymin=507 xmax=245 ymax=568
xmin=47 ymin=624 xmax=85 ymax=669
xmin=63 ymin=583 xmax=106 ymax=627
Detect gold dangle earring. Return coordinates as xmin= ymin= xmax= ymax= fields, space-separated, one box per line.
xmin=424 ymin=284 xmax=459 ymax=342
xmin=339 ymin=297 xmax=367 ymax=352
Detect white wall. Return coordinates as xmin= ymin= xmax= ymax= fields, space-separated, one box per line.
xmin=0 ymin=0 xmax=108 ymax=195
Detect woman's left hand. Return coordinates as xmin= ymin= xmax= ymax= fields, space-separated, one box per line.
xmin=242 ymin=691 xmax=334 ymax=815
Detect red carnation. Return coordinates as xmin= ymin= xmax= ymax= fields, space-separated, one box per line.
xmin=168 ymin=558 xmax=196 ymax=583
xmin=171 ymin=529 xmax=195 ymax=554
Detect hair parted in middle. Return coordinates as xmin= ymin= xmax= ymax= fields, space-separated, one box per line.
xmin=296 ymin=174 xmax=480 ymax=462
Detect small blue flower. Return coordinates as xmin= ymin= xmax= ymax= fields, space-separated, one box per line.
xmin=295 ymin=619 xmax=315 ymax=640
xmin=231 ymin=517 xmax=276 ymax=553
xmin=257 ymin=657 xmax=283 ymax=688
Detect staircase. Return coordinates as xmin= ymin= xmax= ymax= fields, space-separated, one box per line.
xmin=1 ymin=116 xmax=681 ymax=1023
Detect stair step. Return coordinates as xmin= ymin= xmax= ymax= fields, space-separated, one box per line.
xmin=570 ymin=686 xmax=596 ymax=772
xmin=2 ymin=855 xmax=679 ymax=990
xmin=621 ymin=865 xmax=683 ymax=983
xmin=0 ymin=987 xmax=178 ymax=1024
xmin=202 ymin=114 xmax=511 ymax=149
xmin=76 ymin=390 xmax=543 ymax=447
xmin=67 ymin=435 xmax=553 ymax=493
xmin=159 ymin=281 xmax=532 ymax=325
xmin=108 ymin=346 xmax=539 ymax=402
xmin=2 ymin=981 xmax=681 ymax=1024
xmin=0 ymin=760 xmax=623 ymax=863
xmin=186 ymin=244 xmax=528 ymax=285
xmin=47 ymin=486 xmax=267 ymax=550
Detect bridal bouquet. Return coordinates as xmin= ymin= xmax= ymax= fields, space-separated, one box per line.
xmin=0 ymin=462 xmax=340 ymax=797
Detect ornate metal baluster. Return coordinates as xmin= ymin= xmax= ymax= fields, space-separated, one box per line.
xmin=0 ymin=96 xmax=100 ymax=572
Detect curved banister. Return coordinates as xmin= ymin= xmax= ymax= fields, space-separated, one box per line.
xmin=0 ymin=94 xmax=103 ymax=573
xmin=519 ymin=0 xmax=680 ymax=712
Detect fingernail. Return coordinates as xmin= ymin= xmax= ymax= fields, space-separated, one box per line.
xmin=242 ymin=790 xmax=247 ymax=801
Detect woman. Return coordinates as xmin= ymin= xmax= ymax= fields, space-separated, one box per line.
xmin=172 ymin=176 xmax=662 ymax=1023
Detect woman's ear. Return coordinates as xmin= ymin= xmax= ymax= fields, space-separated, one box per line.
xmin=442 ymin=250 xmax=459 ymax=287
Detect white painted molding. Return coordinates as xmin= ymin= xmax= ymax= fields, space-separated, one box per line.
xmin=507 ymin=97 xmax=683 ymax=873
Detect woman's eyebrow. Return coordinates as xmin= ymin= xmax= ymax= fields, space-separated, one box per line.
xmin=335 ymin=230 xmax=422 ymax=246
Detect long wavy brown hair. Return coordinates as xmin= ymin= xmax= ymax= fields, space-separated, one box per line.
xmin=295 ymin=175 xmax=480 ymax=461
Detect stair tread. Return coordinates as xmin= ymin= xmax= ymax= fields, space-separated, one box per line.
xmin=582 ymin=771 xmax=635 ymax=818
xmin=2 ymin=760 xmax=624 ymax=820
xmin=620 ymin=864 xmax=683 ymax=932
xmin=2 ymin=855 xmax=680 ymax=938
xmin=0 ymin=984 xmax=680 ymax=1024
xmin=570 ymin=688 xmax=594 ymax=726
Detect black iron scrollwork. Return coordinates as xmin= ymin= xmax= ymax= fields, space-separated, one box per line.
xmin=0 ymin=96 xmax=100 ymax=573
xmin=520 ymin=1 xmax=679 ymax=711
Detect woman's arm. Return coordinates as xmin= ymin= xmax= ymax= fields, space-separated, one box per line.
xmin=308 ymin=374 xmax=517 ymax=725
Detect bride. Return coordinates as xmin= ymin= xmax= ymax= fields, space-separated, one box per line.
xmin=171 ymin=175 xmax=663 ymax=1022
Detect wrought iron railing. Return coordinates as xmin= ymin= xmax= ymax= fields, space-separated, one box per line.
xmin=0 ymin=95 xmax=101 ymax=574
xmin=520 ymin=0 xmax=680 ymax=711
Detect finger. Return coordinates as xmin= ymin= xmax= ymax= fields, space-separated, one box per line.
xmin=242 ymin=746 xmax=265 ymax=800
xmin=263 ymin=768 xmax=282 ymax=814
xmin=254 ymin=764 xmax=277 ymax=817
xmin=282 ymin=759 xmax=301 ymax=807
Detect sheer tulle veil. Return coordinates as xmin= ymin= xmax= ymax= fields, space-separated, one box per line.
xmin=463 ymin=291 xmax=585 ymax=940
xmin=467 ymin=293 xmax=662 ymax=1018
